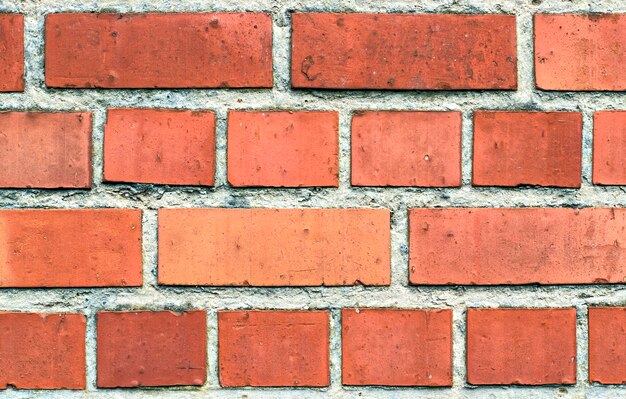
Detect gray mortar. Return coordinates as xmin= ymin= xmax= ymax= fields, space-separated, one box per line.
xmin=0 ymin=0 xmax=625 ymax=398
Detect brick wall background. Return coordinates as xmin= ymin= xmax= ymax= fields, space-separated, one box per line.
xmin=0 ymin=0 xmax=625 ymax=398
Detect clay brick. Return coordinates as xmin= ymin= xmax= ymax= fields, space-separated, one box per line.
xmin=351 ymin=111 xmax=462 ymax=186
xmin=158 ymin=208 xmax=390 ymax=286
xmin=45 ymin=13 xmax=272 ymax=88
xmin=342 ymin=309 xmax=453 ymax=386
xmin=97 ymin=310 xmax=207 ymax=388
xmin=0 ymin=313 xmax=85 ymax=389
xmin=227 ymin=111 xmax=338 ymax=187
xmin=0 ymin=209 xmax=142 ymax=287
xmin=291 ymin=13 xmax=517 ymax=90
xmin=409 ymin=208 xmax=626 ymax=285
xmin=535 ymin=14 xmax=626 ymax=91
xmin=473 ymin=111 xmax=582 ymax=187
xmin=0 ymin=14 xmax=23 ymax=92
xmin=467 ymin=308 xmax=577 ymax=385
xmin=593 ymin=111 xmax=626 ymax=185
xmin=0 ymin=112 xmax=92 ymax=188
xmin=104 ymin=109 xmax=215 ymax=186
xmin=218 ymin=310 xmax=329 ymax=387
xmin=588 ymin=307 xmax=626 ymax=384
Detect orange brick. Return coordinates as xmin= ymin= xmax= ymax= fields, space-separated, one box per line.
xmin=588 ymin=307 xmax=626 ymax=384
xmin=0 ymin=313 xmax=85 ymax=389
xmin=351 ymin=111 xmax=462 ymax=186
xmin=473 ymin=111 xmax=582 ymax=187
xmin=535 ymin=14 xmax=626 ymax=91
xmin=97 ymin=311 xmax=207 ymax=388
xmin=45 ymin=13 xmax=272 ymax=88
xmin=593 ymin=111 xmax=626 ymax=185
xmin=0 ymin=209 xmax=142 ymax=287
xmin=467 ymin=308 xmax=577 ymax=385
xmin=218 ymin=310 xmax=329 ymax=387
xmin=409 ymin=208 xmax=626 ymax=285
xmin=0 ymin=14 xmax=23 ymax=92
xmin=158 ymin=208 xmax=390 ymax=286
xmin=0 ymin=112 xmax=92 ymax=188
xmin=292 ymin=13 xmax=516 ymax=89
xmin=342 ymin=309 xmax=452 ymax=386
xmin=104 ymin=109 xmax=215 ymax=186
xmin=227 ymin=111 xmax=338 ymax=187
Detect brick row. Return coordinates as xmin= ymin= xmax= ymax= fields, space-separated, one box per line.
xmin=1 ymin=308 xmax=623 ymax=389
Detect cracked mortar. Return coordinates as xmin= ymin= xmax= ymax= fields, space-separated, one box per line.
xmin=0 ymin=0 xmax=625 ymax=398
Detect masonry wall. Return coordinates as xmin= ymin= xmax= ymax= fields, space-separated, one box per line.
xmin=0 ymin=0 xmax=625 ymax=398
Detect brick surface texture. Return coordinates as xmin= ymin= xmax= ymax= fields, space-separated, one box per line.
xmin=0 ymin=1 xmax=625 ymax=399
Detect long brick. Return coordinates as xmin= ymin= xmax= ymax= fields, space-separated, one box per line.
xmin=45 ymin=13 xmax=272 ymax=88
xmin=218 ymin=310 xmax=329 ymax=387
xmin=535 ymin=14 xmax=626 ymax=91
xmin=0 ymin=209 xmax=142 ymax=287
xmin=0 ymin=112 xmax=92 ymax=188
xmin=291 ymin=13 xmax=517 ymax=90
xmin=227 ymin=111 xmax=338 ymax=187
xmin=158 ymin=208 xmax=390 ymax=286
xmin=0 ymin=313 xmax=86 ymax=389
xmin=409 ymin=208 xmax=626 ymax=285
xmin=351 ymin=111 xmax=462 ymax=187
xmin=467 ymin=308 xmax=577 ymax=385
xmin=0 ymin=14 xmax=23 ymax=91
xmin=593 ymin=111 xmax=626 ymax=185
xmin=588 ymin=307 xmax=626 ymax=384
xmin=104 ymin=109 xmax=215 ymax=186
xmin=97 ymin=310 xmax=207 ymax=387
xmin=473 ymin=111 xmax=582 ymax=187
xmin=342 ymin=309 xmax=452 ymax=386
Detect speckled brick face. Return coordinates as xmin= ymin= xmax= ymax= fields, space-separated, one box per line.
xmin=1 ymin=1 xmax=626 ymax=399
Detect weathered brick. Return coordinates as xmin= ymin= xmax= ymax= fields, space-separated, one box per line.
xmin=473 ymin=111 xmax=582 ymax=187
xmin=0 ymin=313 xmax=85 ymax=389
xmin=467 ymin=308 xmax=577 ymax=385
xmin=227 ymin=111 xmax=338 ymax=187
xmin=97 ymin=310 xmax=207 ymax=387
xmin=158 ymin=208 xmax=390 ymax=286
xmin=0 ymin=209 xmax=142 ymax=287
xmin=593 ymin=111 xmax=626 ymax=185
xmin=342 ymin=308 xmax=452 ymax=386
xmin=0 ymin=112 xmax=92 ymax=188
xmin=0 ymin=14 xmax=23 ymax=92
xmin=588 ymin=307 xmax=626 ymax=384
xmin=409 ymin=208 xmax=626 ymax=285
xmin=351 ymin=111 xmax=462 ymax=186
xmin=218 ymin=310 xmax=329 ymax=387
xmin=535 ymin=14 xmax=626 ymax=91
xmin=104 ymin=109 xmax=215 ymax=186
xmin=291 ymin=13 xmax=517 ymax=89
xmin=45 ymin=13 xmax=272 ymax=88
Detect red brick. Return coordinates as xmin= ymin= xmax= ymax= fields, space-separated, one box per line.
xmin=291 ymin=13 xmax=516 ymax=90
xmin=0 ymin=313 xmax=85 ymax=389
xmin=227 ymin=111 xmax=338 ymax=187
xmin=409 ymin=208 xmax=626 ymax=285
xmin=588 ymin=307 xmax=626 ymax=384
xmin=97 ymin=310 xmax=206 ymax=388
xmin=351 ymin=111 xmax=462 ymax=187
xmin=0 ymin=209 xmax=142 ymax=287
xmin=0 ymin=112 xmax=92 ymax=188
xmin=593 ymin=111 xmax=626 ymax=185
xmin=467 ymin=308 xmax=577 ymax=385
xmin=45 ymin=13 xmax=272 ymax=88
xmin=0 ymin=14 xmax=23 ymax=92
xmin=104 ymin=109 xmax=215 ymax=186
xmin=158 ymin=208 xmax=390 ymax=286
xmin=535 ymin=14 xmax=626 ymax=91
xmin=218 ymin=310 xmax=329 ymax=387
xmin=342 ymin=309 xmax=452 ymax=386
xmin=473 ymin=111 xmax=582 ymax=187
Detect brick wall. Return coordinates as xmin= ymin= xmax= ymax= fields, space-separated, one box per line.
xmin=0 ymin=0 xmax=625 ymax=398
